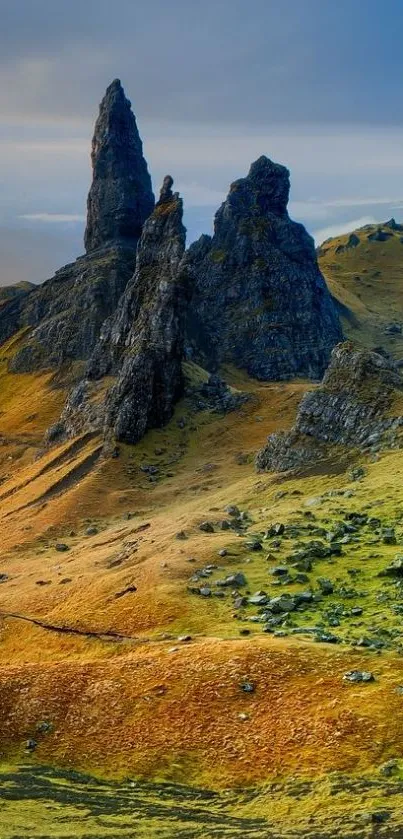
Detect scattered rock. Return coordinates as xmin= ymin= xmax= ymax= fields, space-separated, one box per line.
xmin=343 ymin=670 xmax=375 ymax=683
xmin=85 ymin=526 xmax=98 ymax=536
xmin=199 ymin=521 xmax=214 ymax=533
xmin=240 ymin=681 xmax=255 ymax=693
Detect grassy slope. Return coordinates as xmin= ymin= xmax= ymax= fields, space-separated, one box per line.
xmin=0 ymin=331 xmax=403 ymax=832
xmin=318 ymin=222 xmax=403 ymax=357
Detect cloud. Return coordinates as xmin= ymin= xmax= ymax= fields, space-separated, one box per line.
xmin=177 ymin=182 xmax=225 ymax=208
xmin=0 ymin=226 xmax=83 ymax=286
xmin=1 ymin=0 xmax=403 ymax=127
xmin=2 ymin=1 xmax=403 ymax=283
xmin=19 ymin=213 xmax=85 ymax=223
xmin=313 ymin=216 xmax=377 ymax=246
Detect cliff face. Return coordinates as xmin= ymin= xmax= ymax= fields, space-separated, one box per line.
xmin=84 ymin=79 xmax=154 ymax=253
xmin=8 ymin=80 xmax=154 ymax=373
xmin=102 ymin=178 xmax=188 ymax=443
xmin=256 ymin=343 xmax=403 ymax=472
xmin=185 ymin=156 xmax=342 ymax=380
xmin=9 ymin=246 xmax=137 ymax=372
xmin=51 ymin=178 xmax=188 ymax=444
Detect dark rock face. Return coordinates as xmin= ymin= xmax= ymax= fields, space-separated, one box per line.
xmin=186 ymin=374 xmax=249 ymax=414
xmin=256 ymin=343 xmax=403 ymax=472
xmin=334 ymin=233 xmax=360 ymax=254
xmin=9 ymin=246 xmax=137 ymax=372
xmin=103 ymin=182 xmax=188 ymax=443
xmin=84 ymin=79 xmax=154 ymax=253
xmin=7 ymin=80 xmax=154 ymax=373
xmin=52 ymin=179 xmax=188 ymax=444
xmin=0 ymin=283 xmax=35 ymax=347
xmin=185 ymin=156 xmax=342 ymax=380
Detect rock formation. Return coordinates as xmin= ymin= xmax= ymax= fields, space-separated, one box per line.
xmin=7 ymin=80 xmax=154 ymax=373
xmin=49 ymin=178 xmax=188 ymax=444
xmin=102 ymin=178 xmax=188 ymax=443
xmin=256 ymin=343 xmax=403 ymax=472
xmin=0 ymin=282 xmax=35 ymax=347
xmin=185 ymin=156 xmax=342 ymax=380
xmin=84 ymin=79 xmax=154 ymax=253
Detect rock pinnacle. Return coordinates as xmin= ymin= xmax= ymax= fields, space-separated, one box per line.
xmin=84 ymin=79 xmax=154 ymax=253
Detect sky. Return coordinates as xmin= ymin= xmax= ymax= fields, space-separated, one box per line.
xmin=1 ymin=0 xmax=403 ymax=284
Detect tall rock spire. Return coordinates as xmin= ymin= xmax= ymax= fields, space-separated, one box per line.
xmin=49 ymin=178 xmax=189 ymax=445
xmin=185 ymin=155 xmax=342 ymax=380
xmin=84 ymin=79 xmax=154 ymax=253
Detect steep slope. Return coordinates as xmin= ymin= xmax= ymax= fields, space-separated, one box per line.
xmin=5 ymin=80 xmax=154 ymax=373
xmin=185 ymin=156 xmax=342 ymax=380
xmin=318 ymin=219 xmax=403 ymax=357
xmin=0 ymin=359 xmax=403 ymax=835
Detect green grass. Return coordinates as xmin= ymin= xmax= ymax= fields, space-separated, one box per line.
xmin=2 ymin=763 xmax=403 ymax=838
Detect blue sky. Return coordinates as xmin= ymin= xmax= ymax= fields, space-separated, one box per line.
xmin=1 ymin=0 xmax=403 ymax=283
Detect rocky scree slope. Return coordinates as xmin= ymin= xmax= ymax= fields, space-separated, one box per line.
xmin=184 ymin=156 xmax=342 ymax=380
xmin=50 ymin=176 xmax=189 ymax=444
xmin=256 ymin=342 xmax=403 ymax=472
xmin=6 ymin=80 xmax=154 ymax=373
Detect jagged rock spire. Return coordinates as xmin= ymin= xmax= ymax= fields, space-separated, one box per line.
xmin=98 ymin=177 xmax=188 ymax=441
xmin=84 ymin=79 xmax=154 ymax=253
xmin=185 ymin=155 xmax=342 ymax=380
xmin=221 ymin=155 xmax=290 ymax=223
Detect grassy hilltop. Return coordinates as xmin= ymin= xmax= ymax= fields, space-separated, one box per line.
xmin=318 ymin=220 xmax=403 ymax=357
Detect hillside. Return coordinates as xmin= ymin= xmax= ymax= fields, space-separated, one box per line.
xmin=318 ymin=220 xmax=403 ymax=357
xmin=0 ymin=337 xmax=403 ymax=835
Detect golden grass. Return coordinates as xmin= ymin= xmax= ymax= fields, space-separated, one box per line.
xmin=318 ymin=223 xmax=403 ymax=356
xmin=0 ymin=354 xmax=402 ymax=806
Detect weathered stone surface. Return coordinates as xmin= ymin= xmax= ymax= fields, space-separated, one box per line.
xmin=9 ymin=246 xmax=137 ymax=372
xmin=185 ymin=156 xmax=342 ymax=379
xmin=7 ymin=80 xmax=154 ymax=373
xmin=186 ymin=373 xmax=249 ymax=414
xmin=256 ymin=343 xmax=403 ymax=472
xmin=85 ymin=79 xmax=154 ymax=253
xmin=0 ymin=282 xmax=35 ymax=347
xmin=51 ymin=179 xmax=188 ymax=445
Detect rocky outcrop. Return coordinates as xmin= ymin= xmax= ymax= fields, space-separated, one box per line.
xmin=49 ymin=178 xmax=188 ymax=444
xmin=0 ymin=282 xmax=35 ymax=347
xmin=84 ymin=79 xmax=154 ymax=253
xmin=7 ymin=80 xmax=154 ymax=373
xmin=102 ymin=179 xmax=188 ymax=443
xmin=186 ymin=373 xmax=250 ymax=414
xmin=9 ymin=246 xmax=137 ymax=372
xmin=185 ymin=156 xmax=342 ymax=380
xmin=256 ymin=343 xmax=403 ymax=472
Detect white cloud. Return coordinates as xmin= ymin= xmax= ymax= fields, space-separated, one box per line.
xmin=313 ymin=216 xmax=377 ymax=246
xmin=19 ymin=213 xmax=85 ymax=223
